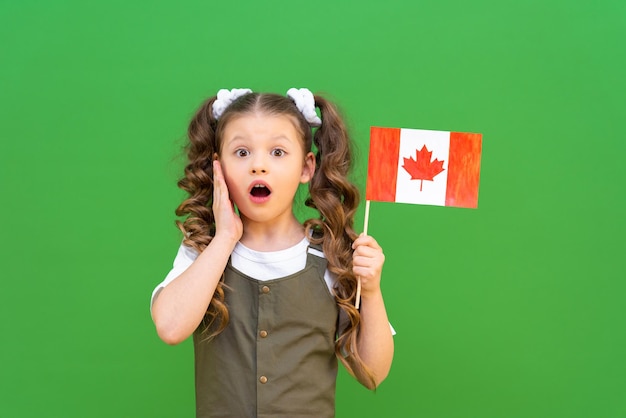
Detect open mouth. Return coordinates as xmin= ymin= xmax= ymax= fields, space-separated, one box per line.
xmin=250 ymin=184 xmax=271 ymax=198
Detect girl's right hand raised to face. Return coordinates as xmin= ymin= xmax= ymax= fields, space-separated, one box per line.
xmin=213 ymin=160 xmax=243 ymax=243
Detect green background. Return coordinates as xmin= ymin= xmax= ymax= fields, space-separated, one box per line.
xmin=1 ymin=0 xmax=624 ymax=417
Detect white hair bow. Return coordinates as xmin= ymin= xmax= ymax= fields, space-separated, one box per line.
xmin=212 ymin=88 xmax=252 ymax=120
xmin=287 ymin=88 xmax=322 ymax=127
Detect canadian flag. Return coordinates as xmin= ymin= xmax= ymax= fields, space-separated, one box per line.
xmin=366 ymin=127 xmax=483 ymax=208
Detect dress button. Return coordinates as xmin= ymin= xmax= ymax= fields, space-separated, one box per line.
xmin=261 ymin=285 xmax=270 ymax=294
xmin=260 ymin=330 xmax=268 ymax=338
xmin=259 ymin=375 xmax=268 ymax=384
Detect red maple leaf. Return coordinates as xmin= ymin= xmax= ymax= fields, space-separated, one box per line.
xmin=402 ymin=145 xmax=445 ymax=191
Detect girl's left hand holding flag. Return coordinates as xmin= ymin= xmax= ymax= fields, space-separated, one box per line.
xmin=352 ymin=233 xmax=385 ymax=298
xmin=350 ymin=233 xmax=394 ymax=389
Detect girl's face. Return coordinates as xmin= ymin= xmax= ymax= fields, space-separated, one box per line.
xmin=219 ymin=112 xmax=315 ymax=226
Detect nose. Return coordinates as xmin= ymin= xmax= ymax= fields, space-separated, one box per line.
xmin=250 ymin=155 xmax=268 ymax=174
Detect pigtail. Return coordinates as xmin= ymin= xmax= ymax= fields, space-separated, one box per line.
xmin=303 ymin=95 xmax=377 ymax=389
xmin=175 ymin=96 xmax=229 ymax=338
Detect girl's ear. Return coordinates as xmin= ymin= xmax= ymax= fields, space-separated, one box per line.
xmin=300 ymin=152 xmax=316 ymax=184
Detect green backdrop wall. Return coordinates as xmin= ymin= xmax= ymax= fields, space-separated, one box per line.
xmin=1 ymin=1 xmax=624 ymax=417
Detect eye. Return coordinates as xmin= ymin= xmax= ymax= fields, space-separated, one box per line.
xmin=271 ymin=148 xmax=285 ymax=157
xmin=236 ymin=149 xmax=249 ymax=157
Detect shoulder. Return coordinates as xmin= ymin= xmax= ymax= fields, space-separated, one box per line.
xmin=176 ymin=242 xmax=200 ymax=262
xmin=163 ymin=243 xmax=199 ymax=282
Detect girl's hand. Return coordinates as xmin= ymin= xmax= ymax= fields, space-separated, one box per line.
xmin=352 ymin=234 xmax=385 ymax=298
xmin=212 ymin=160 xmax=243 ymax=243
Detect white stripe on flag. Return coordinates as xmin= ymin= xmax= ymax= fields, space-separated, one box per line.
xmin=395 ymin=128 xmax=451 ymax=206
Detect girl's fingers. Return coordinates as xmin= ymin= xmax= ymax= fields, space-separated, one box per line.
xmin=212 ymin=160 xmax=243 ymax=241
xmin=213 ymin=160 xmax=229 ymax=205
xmin=213 ymin=160 xmax=231 ymax=218
xmin=353 ymin=245 xmax=379 ymax=259
xmin=213 ymin=160 xmax=223 ymax=190
xmin=353 ymin=241 xmax=383 ymax=258
xmin=213 ymin=161 xmax=221 ymax=196
xmin=352 ymin=233 xmax=382 ymax=250
xmin=352 ymin=234 xmax=385 ymax=283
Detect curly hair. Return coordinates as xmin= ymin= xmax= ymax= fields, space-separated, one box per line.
xmin=175 ymin=91 xmax=375 ymax=387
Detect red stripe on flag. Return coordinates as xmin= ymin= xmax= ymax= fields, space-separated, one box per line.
xmin=445 ymin=132 xmax=483 ymax=208
xmin=366 ymin=127 xmax=401 ymax=202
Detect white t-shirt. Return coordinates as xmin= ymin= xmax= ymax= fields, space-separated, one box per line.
xmin=151 ymin=237 xmax=336 ymax=306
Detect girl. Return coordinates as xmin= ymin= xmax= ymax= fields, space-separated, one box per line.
xmin=151 ymin=88 xmax=394 ymax=418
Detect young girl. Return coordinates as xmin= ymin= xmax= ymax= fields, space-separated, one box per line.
xmin=151 ymin=88 xmax=394 ymax=417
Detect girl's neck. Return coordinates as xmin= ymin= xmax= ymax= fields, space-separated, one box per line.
xmin=239 ymin=215 xmax=305 ymax=252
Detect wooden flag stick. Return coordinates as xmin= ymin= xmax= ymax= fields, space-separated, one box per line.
xmin=355 ymin=200 xmax=371 ymax=309
xmin=363 ymin=199 xmax=371 ymax=236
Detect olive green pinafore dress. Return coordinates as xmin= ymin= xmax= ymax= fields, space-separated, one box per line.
xmin=193 ymin=246 xmax=339 ymax=418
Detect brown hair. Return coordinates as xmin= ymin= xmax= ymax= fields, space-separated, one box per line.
xmin=175 ymin=91 xmax=375 ymax=387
